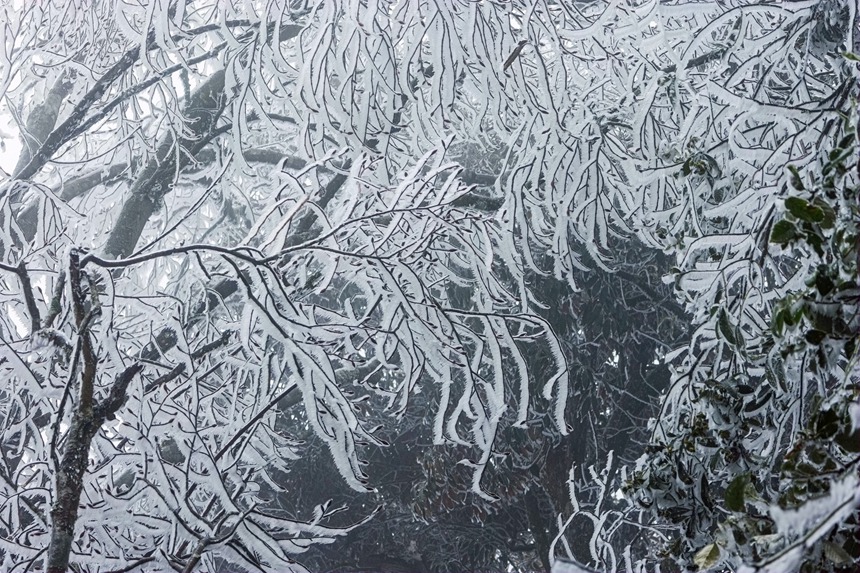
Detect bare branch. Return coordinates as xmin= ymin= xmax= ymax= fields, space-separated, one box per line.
xmin=12 ymin=262 xmax=41 ymax=334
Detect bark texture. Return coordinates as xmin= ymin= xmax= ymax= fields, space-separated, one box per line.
xmin=46 ymin=416 xmax=99 ymax=573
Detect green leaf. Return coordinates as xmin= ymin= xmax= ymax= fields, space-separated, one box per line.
xmin=823 ymin=541 xmax=853 ymax=565
xmin=837 ymin=134 xmax=855 ymax=150
xmin=806 ymin=205 xmax=824 ymax=223
xmin=805 ymin=231 xmax=824 ymax=256
xmin=717 ymin=309 xmax=736 ymax=345
xmin=681 ymin=158 xmax=692 ymax=176
xmin=785 ymin=196 xmax=825 ymax=223
xmin=815 ymin=272 xmax=835 ymax=296
xmin=770 ymin=220 xmax=798 ymax=245
xmin=829 ymin=147 xmax=853 ymax=165
xmin=786 ymin=165 xmax=804 ymax=190
xmin=846 ymin=337 xmax=857 ymax=361
xmin=771 ymin=309 xmax=785 ymax=337
xmin=811 ymin=198 xmax=836 ymax=229
xmin=843 ymin=51 xmax=860 ymax=62
xmin=836 ymin=425 xmax=860 ymax=453
xmin=785 ymin=196 xmax=809 ymax=218
xmin=693 ymin=543 xmax=721 ymax=570
xmin=814 ymin=408 xmax=841 ymax=438
xmin=805 ymin=329 xmax=826 ymax=345
xmin=725 ymin=473 xmax=749 ymax=512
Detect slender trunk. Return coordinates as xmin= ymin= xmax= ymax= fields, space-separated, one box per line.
xmin=45 ymin=413 xmax=100 ymax=573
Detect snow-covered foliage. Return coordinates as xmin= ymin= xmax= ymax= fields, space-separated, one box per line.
xmin=0 ymin=0 xmax=857 ymax=571
xmin=1 ymin=1 xmax=570 ymax=570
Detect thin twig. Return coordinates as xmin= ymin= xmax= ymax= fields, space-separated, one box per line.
xmin=214 ymin=384 xmax=297 ymax=463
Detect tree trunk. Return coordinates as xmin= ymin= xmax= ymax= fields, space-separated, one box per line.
xmin=45 ymin=413 xmax=100 ymax=573
xmin=103 ymin=70 xmax=226 ymax=260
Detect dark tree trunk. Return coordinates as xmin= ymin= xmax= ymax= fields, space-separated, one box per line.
xmin=44 ymin=356 xmax=142 ymax=572
xmin=45 ymin=414 xmax=100 ymax=573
